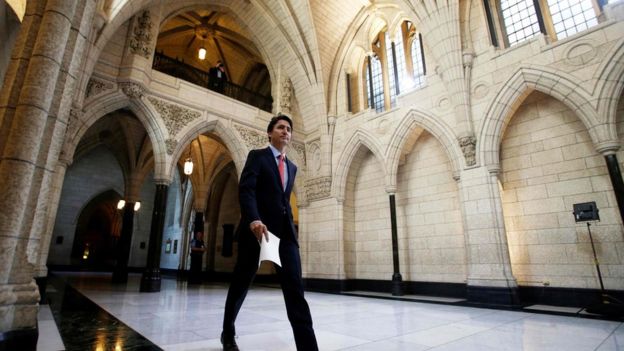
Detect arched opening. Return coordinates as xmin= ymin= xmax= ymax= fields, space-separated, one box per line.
xmin=70 ymin=190 xmax=122 ymax=269
xmin=500 ymin=91 xmax=624 ymax=291
xmin=343 ymin=146 xmax=390 ymax=280
xmin=396 ymin=130 xmax=466 ymax=283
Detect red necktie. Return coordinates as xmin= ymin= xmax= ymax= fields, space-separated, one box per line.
xmin=278 ymin=154 xmax=285 ymax=189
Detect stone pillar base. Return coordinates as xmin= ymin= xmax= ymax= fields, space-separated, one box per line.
xmin=467 ymin=285 xmax=521 ymax=306
xmin=0 ymin=327 xmax=38 ymax=351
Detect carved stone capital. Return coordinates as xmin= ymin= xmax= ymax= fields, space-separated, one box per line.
xmin=290 ymin=141 xmax=306 ymax=166
xmin=120 ymin=82 xmax=145 ymax=99
xmin=86 ymin=78 xmax=114 ymax=99
xmin=305 ymin=176 xmax=332 ymax=201
xmin=458 ymin=135 xmax=477 ymax=167
xmin=165 ymin=138 xmax=177 ymax=156
xmin=129 ymin=11 xmax=153 ymax=59
xmin=280 ymin=78 xmax=293 ymax=114
xmin=147 ymin=97 xmax=201 ymax=137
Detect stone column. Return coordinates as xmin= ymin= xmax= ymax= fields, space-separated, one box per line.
xmin=34 ymin=158 xmax=71 ymax=302
xmin=140 ymin=182 xmax=169 ymax=292
xmin=388 ymin=192 xmax=404 ymax=296
xmin=602 ymin=151 xmax=624 ymax=225
xmin=0 ymin=0 xmax=83 ymax=344
xmin=457 ymin=166 xmax=519 ymax=305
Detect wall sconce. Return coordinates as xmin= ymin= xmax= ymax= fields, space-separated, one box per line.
xmin=198 ymin=47 xmax=207 ymax=60
xmin=134 ymin=202 xmax=141 ymax=212
xmin=117 ymin=200 xmax=126 ymax=210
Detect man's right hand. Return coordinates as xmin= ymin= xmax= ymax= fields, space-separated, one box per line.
xmin=250 ymin=220 xmax=269 ymax=242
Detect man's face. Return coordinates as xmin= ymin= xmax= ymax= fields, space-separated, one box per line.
xmin=268 ymin=119 xmax=292 ymax=149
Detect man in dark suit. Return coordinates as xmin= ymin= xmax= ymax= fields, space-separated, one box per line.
xmin=221 ymin=115 xmax=318 ymax=351
xmin=208 ymin=60 xmax=227 ymax=93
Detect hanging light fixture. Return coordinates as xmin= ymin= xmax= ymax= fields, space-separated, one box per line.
xmin=198 ymin=47 xmax=207 ymax=60
xmin=184 ymin=157 xmax=194 ymax=175
xmin=134 ymin=201 xmax=141 ymax=212
xmin=117 ymin=199 xmax=126 ymax=210
xmin=184 ymin=140 xmax=194 ymax=175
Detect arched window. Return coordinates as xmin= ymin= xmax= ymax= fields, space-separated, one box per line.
xmin=547 ymin=0 xmax=599 ymax=39
xmin=411 ymin=32 xmax=426 ymax=88
xmin=499 ymin=0 xmax=542 ymax=46
xmin=356 ymin=22 xmax=427 ymax=114
xmin=370 ymin=55 xmax=384 ymax=113
xmin=485 ymin=0 xmax=603 ymax=47
xmin=385 ymin=32 xmax=398 ymax=108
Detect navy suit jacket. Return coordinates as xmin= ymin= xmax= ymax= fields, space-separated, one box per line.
xmin=238 ymin=147 xmax=298 ymax=245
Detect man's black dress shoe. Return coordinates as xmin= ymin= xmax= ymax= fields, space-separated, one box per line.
xmin=221 ymin=332 xmax=240 ymax=351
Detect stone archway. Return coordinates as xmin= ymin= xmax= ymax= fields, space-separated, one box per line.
xmin=70 ymin=190 xmax=122 ymax=269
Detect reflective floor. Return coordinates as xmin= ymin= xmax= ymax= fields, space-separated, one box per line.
xmin=39 ymin=272 xmax=624 ymax=351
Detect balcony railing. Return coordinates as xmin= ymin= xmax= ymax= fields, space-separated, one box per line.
xmin=152 ymin=51 xmax=273 ymax=112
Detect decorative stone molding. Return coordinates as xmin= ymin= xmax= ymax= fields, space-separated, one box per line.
xmin=120 ymin=82 xmax=145 ymax=99
xmin=472 ymin=82 xmax=490 ymax=100
xmin=234 ymin=124 xmax=267 ymax=150
xmin=280 ymin=78 xmax=293 ymax=114
xmin=147 ymin=97 xmax=201 ymax=137
xmin=377 ymin=118 xmax=389 ymax=135
xmin=86 ymin=78 xmax=114 ymax=99
xmin=290 ymin=141 xmax=306 ymax=166
xmin=165 ymin=138 xmax=177 ymax=156
xmin=129 ymin=11 xmax=153 ymax=59
xmin=459 ymin=135 xmax=477 ymax=167
xmin=307 ymin=141 xmax=321 ymax=177
xmin=305 ymin=176 xmax=332 ymax=201
xmin=436 ymin=96 xmax=450 ymax=111
xmin=563 ymin=41 xmax=597 ymax=66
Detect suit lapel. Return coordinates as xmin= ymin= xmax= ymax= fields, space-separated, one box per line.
xmin=264 ymin=147 xmax=283 ymax=191
xmin=285 ymin=158 xmax=295 ymax=193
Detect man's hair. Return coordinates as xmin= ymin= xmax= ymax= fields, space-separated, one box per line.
xmin=267 ymin=114 xmax=293 ymax=141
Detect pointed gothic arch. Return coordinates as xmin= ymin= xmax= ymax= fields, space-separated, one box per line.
xmin=333 ymin=129 xmax=386 ymax=201
xmin=63 ymin=90 xmax=168 ymax=179
xmin=387 ymin=108 xmax=462 ymax=190
xmin=478 ymin=65 xmax=601 ymax=168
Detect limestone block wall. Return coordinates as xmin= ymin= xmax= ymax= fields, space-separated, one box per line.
xmin=397 ymin=132 xmax=466 ymax=283
xmin=344 ymin=150 xmax=392 ymax=280
xmin=300 ymin=198 xmax=344 ymax=279
xmin=49 ymin=146 xmax=124 ymax=265
xmin=93 ymin=21 xmax=128 ymax=79
xmin=500 ymin=92 xmax=624 ymax=289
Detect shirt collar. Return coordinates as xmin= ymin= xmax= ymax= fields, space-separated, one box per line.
xmin=268 ymin=144 xmax=284 ymax=158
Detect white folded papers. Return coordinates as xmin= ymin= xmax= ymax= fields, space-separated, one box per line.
xmin=258 ymin=231 xmax=281 ymax=267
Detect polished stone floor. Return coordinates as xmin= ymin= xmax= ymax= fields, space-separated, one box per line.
xmin=38 ymin=272 xmax=624 ymax=350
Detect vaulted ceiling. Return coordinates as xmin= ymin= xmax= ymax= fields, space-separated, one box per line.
xmin=155 ymin=9 xmax=269 ymax=93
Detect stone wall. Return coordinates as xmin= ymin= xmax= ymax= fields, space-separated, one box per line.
xmin=501 ymin=92 xmax=624 ymax=289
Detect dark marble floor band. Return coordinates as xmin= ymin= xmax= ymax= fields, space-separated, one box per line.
xmin=46 ymin=274 xmax=162 ymax=351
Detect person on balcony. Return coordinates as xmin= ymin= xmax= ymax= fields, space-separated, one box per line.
xmin=209 ymin=61 xmax=227 ymax=93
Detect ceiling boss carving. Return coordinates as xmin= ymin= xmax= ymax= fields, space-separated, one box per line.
xmin=147 ymin=97 xmax=201 ymax=137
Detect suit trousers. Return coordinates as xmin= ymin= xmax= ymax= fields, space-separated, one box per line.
xmin=222 ymin=217 xmax=318 ymax=351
